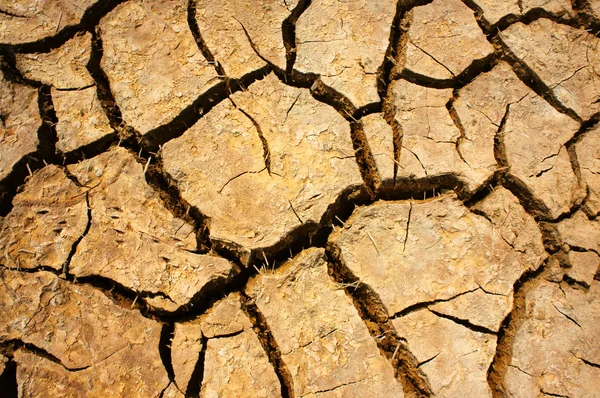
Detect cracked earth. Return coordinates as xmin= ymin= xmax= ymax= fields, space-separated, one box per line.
xmin=1 ymin=0 xmax=600 ymax=397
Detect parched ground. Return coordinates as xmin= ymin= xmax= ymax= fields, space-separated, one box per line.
xmin=1 ymin=0 xmax=600 ymax=397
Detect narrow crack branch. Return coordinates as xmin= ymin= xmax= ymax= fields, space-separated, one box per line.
xmin=61 ymin=193 xmax=92 ymax=276
xmin=428 ymin=309 xmax=497 ymax=335
xmin=237 ymin=108 xmax=271 ymax=174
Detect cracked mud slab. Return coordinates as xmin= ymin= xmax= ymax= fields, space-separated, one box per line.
xmin=15 ymin=32 xmax=94 ymax=89
xmin=67 ymin=147 xmax=234 ymax=311
xmin=393 ymin=309 xmax=496 ymax=397
xmin=193 ymin=0 xmax=292 ymax=77
xmin=295 ymin=0 xmax=397 ymax=107
xmin=505 ymin=279 xmax=600 ymax=397
xmin=0 ymin=0 xmax=98 ymax=45
xmin=171 ymin=294 xmax=281 ymax=397
xmin=404 ymin=0 xmax=493 ymax=80
xmin=332 ymin=190 xmax=546 ymax=332
xmin=0 ymin=270 xmax=169 ymax=396
xmin=246 ymin=248 xmax=405 ymax=397
xmin=0 ymin=71 xmax=41 ymax=182
xmin=502 ymin=19 xmax=600 ymax=120
xmin=0 ymin=165 xmax=88 ymax=271
xmin=100 ymin=0 xmax=218 ymax=134
xmin=163 ymin=73 xmax=361 ymax=254
xmin=52 ymin=86 xmax=113 ymax=154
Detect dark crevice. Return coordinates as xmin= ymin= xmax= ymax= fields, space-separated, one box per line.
xmin=185 ymin=334 xmax=208 ymax=397
xmin=0 ymin=7 xmax=28 ymax=19
xmin=159 ymin=323 xmax=177 ymax=387
xmin=141 ymin=66 xmax=272 ymax=152
xmin=326 ymin=242 xmax=433 ymax=397
xmin=487 ymin=261 xmax=548 ymax=398
xmin=447 ymin=95 xmax=471 ymax=166
xmin=281 ymin=0 xmax=312 ymax=74
xmin=86 ymin=27 xmax=126 ymax=136
xmin=571 ymin=0 xmax=600 ymax=37
xmin=353 ymin=101 xmax=383 ymax=120
xmin=428 ymin=309 xmax=497 ymax=335
xmin=0 ymin=82 xmax=58 ymax=216
xmin=350 ymin=121 xmax=382 ymax=197
xmin=36 ymin=85 xmax=59 ymax=163
xmin=0 ymin=340 xmax=88 ymax=372
xmin=143 ymin=156 xmax=212 ymax=253
xmin=1 ymin=0 xmax=128 ymax=54
xmin=187 ymin=0 xmax=227 ymax=77
xmin=376 ymin=0 xmax=412 ymax=100
xmin=398 ymin=52 xmax=499 ymax=90
xmin=239 ymin=292 xmax=294 ymax=398
xmin=540 ymin=390 xmax=570 ymax=398
xmin=59 ymin=132 xmax=120 ymax=165
xmin=391 ymin=287 xmax=480 ymax=319
xmin=491 ymin=36 xmax=582 ymax=124
xmin=0 ymin=358 xmax=17 ymax=398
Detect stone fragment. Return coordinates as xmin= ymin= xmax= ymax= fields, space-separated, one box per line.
xmin=453 ymin=62 xmax=530 ymax=187
xmin=163 ymin=73 xmax=361 ymax=253
xmin=503 ymin=19 xmax=600 ymax=120
xmin=100 ymin=0 xmax=217 ymax=134
xmin=194 ymin=0 xmax=293 ymax=77
xmin=388 ymin=79 xmax=486 ymax=192
xmin=503 ymin=91 xmax=583 ymax=218
xmin=0 ymin=71 xmax=41 ymax=182
xmin=0 ymin=270 xmax=166 ymax=376
xmin=505 ymin=280 xmax=600 ymax=397
xmin=68 ymin=147 xmax=233 ymax=311
xmin=393 ymin=309 xmax=495 ymax=397
xmin=0 ymin=166 xmax=88 ymax=271
xmin=295 ymin=0 xmax=397 ymax=107
xmin=172 ymin=295 xmax=281 ymax=397
xmin=16 ymin=32 xmax=94 ymax=89
xmin=246 ymin=248 xmax=405 ymax=397
xmin=332 ymin=190 xmax=545 ymax=331
xmin=576 ymin=125 xmax=600 ymax=216
xmin=405 ymin=0 xmax=493 ymax=80
xmin=0 ymin=1 xmax=97 ymax=45
xmin=52 ymin=86 xmax=113 ymax=154
xmin=171 ymin=322 xmax=203 ymax=393
xmin=15 ymin=348 xmax=169 ymax=397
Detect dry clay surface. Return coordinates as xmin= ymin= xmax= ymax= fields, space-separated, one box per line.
xmin=1 ymin=0 xmax=600 ymax=397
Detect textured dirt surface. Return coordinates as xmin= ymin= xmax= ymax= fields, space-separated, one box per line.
xmin=1 ymin=1 xmax=600 ymax=397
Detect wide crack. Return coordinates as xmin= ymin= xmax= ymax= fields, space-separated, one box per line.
xmin=239 ymin=291 xmax=294 ymax=398
xmin=326 ymin=242 xmax=434 ymax=397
